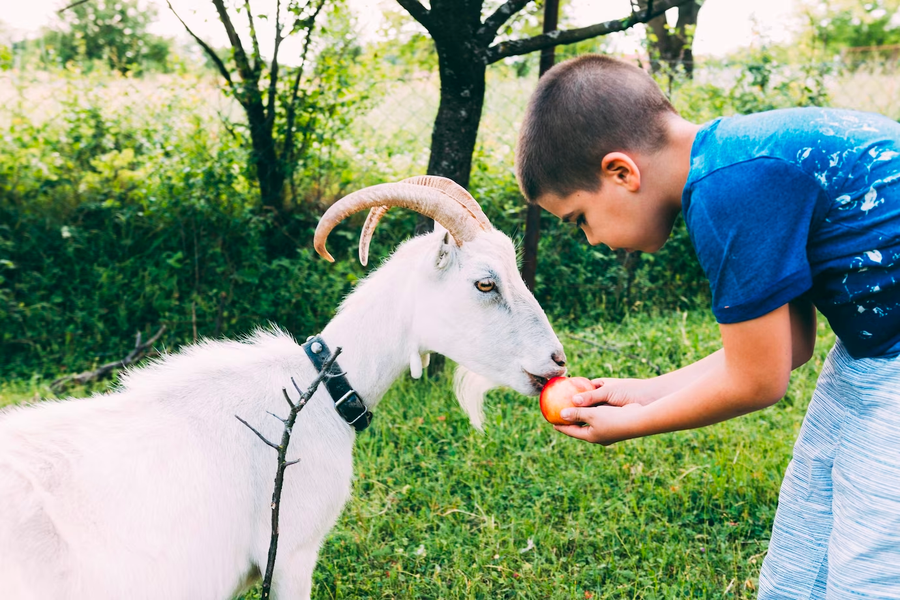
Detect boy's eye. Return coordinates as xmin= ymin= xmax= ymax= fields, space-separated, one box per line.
xmin=576 ymin=215 xmax=586 ymax=227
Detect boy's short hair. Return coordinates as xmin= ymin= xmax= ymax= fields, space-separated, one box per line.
xmin=516 ymin=54 xmax=677 ymax=203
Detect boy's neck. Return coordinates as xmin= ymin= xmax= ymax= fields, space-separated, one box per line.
xmin=649 ymin=115 xmax=701 ymax=213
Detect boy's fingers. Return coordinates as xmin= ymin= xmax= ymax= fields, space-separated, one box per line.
xmin=553 ymin=423 xmax=595 ymax=441
xmin=572 ymin=388 xmax=610 ymax=406
xmin=560 ymin=407 xmax=593 ymax=424
xmin=590 ymin=378 xmax=605 ymax=386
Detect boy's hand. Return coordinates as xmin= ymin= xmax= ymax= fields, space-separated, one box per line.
xmin=554 ymin=403 xmax=645 ymax=445
xmin=571 ymin=378 xmax=659 ymax=408
xmin=552 ymin=304 xmax=796 ymax=446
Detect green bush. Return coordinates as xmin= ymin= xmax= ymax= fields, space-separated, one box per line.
xmin=0 ymin=71 xmax=367 ymax=377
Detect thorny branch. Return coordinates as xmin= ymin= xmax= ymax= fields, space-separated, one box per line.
xmin=50 ymin=326 xmax=167 ymax=392
xmin=236 ymin=346 xmax=343 ymax=599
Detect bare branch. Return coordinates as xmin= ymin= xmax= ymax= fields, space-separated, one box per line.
xmin=244 ymin=0 xmax=263 ymax=74
xmin=166 ymin=1 xmax=238 ymax=96
xmin=483 ymin=0 xmax=692 ymax=64
xmin=477 ymin=0 xmax=532 ymax=44
xmin=265 ymin=0 xmax=284 ymax=124
xmin=51 ymin=325 xmax=167 ymax=392
xmin=283 ymin=0 xmax=325 ymax=165
xmin=396 ymin=0 xmax=432 ymax=29
xmin=211 ymin=0 xmax=255 ymax=81
xmin=57 ymin=0 xmax=91 ymax=13
xmin=282 ymin=387 xmax=296 ymax=409
xmin=235 ymin=415 xmax=281 ymax=450
xmin=250 ymin=346 xmax=344 ymax=598
xmin=267 ymin=411 xmax=289 ymax=424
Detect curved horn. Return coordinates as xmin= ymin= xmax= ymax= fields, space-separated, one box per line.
xmin=402 ymin=175 xmax=493 ymax=231
xmin=355 ymin=177 xmax=492 ymax=266
xmin=315 ymin=182 xmax=484 ymax=263
xmin=359 ymin=205 xmax=390 ymax=266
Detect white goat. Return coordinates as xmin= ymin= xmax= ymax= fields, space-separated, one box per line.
xmin=0 ymin=176 xmax=566 ymax=599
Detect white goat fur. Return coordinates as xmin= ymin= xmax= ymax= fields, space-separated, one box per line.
xmin=0 ymin=228 xmax=564 ymax=599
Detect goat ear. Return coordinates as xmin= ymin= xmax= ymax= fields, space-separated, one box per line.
xmin=435 ymin=230 xmax=455 ymax=270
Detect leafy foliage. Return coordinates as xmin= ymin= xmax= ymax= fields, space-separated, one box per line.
xmin=802 ymin=0 xmax=900 ymax=54
xmin=35 ymin=0 xmax=172 ymax=74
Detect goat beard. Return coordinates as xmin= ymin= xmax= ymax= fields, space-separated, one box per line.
xmin=453 ymin=366 xmax=495 ymax=431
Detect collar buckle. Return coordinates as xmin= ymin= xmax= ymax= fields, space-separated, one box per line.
xmin=302 ymin=335 xmax=372 ymax=433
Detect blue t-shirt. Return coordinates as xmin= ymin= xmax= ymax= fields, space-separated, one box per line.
xmin=683 ymin=107 xmax=900 ymax=359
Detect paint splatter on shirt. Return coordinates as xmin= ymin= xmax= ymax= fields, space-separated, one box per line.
xmin=683 ymin=107 xmax=900 ymax=358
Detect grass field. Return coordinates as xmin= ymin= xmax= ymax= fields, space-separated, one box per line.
xmin=0 ymin=310 xmax=836 ymax=599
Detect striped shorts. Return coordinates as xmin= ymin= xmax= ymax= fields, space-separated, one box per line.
xmin=759 ymin=340 xmax=900 ymax=599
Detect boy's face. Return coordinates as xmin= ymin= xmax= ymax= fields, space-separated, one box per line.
xmin=538 ymin=187 xmax=672 ymax=254
xmin=536 ymin=152 xmax=677 ymax=253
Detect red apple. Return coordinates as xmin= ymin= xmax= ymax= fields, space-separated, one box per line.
xmin=539 ymin=376 xmax=594 ymax=425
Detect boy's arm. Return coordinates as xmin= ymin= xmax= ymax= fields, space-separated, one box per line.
xmin=575 ymin=299 xmax=817 ymax=408
xmin=557 ymin=304 xmax=798 ymax=445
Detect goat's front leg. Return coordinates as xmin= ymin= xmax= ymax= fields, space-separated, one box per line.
xmin=271 ymin=542 xmax=322 ymax=600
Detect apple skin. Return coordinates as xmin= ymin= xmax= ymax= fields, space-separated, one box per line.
xmin=539 ymin=376 xmax=595 ymax=425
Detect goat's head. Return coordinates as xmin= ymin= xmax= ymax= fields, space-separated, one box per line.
xmin=314 ymin=176 xmax=566 ymax=429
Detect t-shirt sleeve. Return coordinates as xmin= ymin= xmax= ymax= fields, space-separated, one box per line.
xmin=684 ymin=157 xmax=825 ymax=324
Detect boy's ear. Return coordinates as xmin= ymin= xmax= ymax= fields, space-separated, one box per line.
xmin=601 ymin=152 xmax=641 ymax=192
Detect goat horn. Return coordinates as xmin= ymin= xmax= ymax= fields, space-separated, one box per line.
xmin=359 ymin=205 xmax=390 ymax=266
xmin=400 ymin=176 xmax=493 ymax=231
xmin=354 ymin=177 xmax=492 ymax=266
xmin=315 ymin=182 xmax=484 ymax=263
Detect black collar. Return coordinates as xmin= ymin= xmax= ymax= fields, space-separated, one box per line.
xmin=302 ymin=335 xmax=373 ymax=433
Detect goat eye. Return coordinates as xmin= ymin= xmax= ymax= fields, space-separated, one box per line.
xmin=475 ymin=279 xmax=495 ymax=293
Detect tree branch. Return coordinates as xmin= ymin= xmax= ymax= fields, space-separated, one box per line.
xmin=477 ymin=0 xmax=533 ymax=45
xmin=166 ymin=1 xmax=238 ymax=96
xmin=236 ymin=349 xmax=344 ymax=599
xmin=50 ymin=326 xmax=167 ymax=392
xmin=283 ymin=0 xmax=325 ymax=166
xmin=244 ymin=0 xmax=263 ymax=75
xmin=483 ymin=0 xmax=692 ymax=64
xmin=57 ymin=0 xmax=91 ymax=13
xmin=211 ymin=0 xmax=255 ymax=81
xmin=396 ymin=0 xmax=432 ymax=29
xmin=265 ymin=0 xmax=284 ymax=124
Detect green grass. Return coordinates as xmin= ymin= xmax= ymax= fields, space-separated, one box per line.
xmin=2 ymin=310 xmax=836 ymax=598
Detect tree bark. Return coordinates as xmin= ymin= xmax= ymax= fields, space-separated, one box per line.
xmin=521 ymin=0 xmax=559 ymax=292
xmin=243 ymin=93 xmax=285 ymax=208
xmin=413 ymin=0 xmax=486 ymax=235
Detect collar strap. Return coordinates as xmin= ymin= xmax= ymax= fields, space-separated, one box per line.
xmin=302 ymin=335 xmax=372 ymax=433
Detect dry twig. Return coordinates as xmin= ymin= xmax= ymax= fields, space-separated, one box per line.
xmin=236 ymin=347 xmax=343 ymax=598
xmin=50 ymin=326 xmax=167 ymax=392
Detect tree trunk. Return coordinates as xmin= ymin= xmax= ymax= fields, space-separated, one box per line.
xmin=242 ymin=95 xmax=285 ymax=209
xmin=415 ymin=55 xmax=485 ymax=234
xmin=414 ymin=11 xmax=486 ymax=234
xmin=521 ymin=0 xmax=560 ymax=291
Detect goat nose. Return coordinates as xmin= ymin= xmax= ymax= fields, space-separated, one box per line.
xmin=551 ymin=351 xmax=567 ymax=368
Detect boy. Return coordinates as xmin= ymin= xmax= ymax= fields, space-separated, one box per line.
xmin=516 ymin=54 xmax=900 ymax=598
